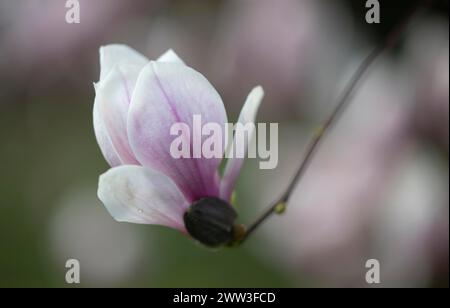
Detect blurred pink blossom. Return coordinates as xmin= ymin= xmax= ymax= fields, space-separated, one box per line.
xmin=210 ymin=0 xmax=352 ymax=119
xmin=404 ymin=18 xmax=449 ymax=151
xmin=251 ymin=63 xmax=417 ymax=286
xmin=1 ymin=0 xmax=159 ymax=86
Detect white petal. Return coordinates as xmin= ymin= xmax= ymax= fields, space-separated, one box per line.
xmin=157 ymin=49 xmax=186 ymax=65
xmin=127 ymin=61 xmax=228 ymax=201
xmin=99 ymin=44 xmax=148 ymax=81
xmin=95 ymin=64 xmax=142 ymax=165
xmin=98 ymin=165 xmax=189 ymax=231
xmin=220 ymin=86 xmax=264 ymax=201
xmin=93 ymin=99 xmax=122 ymax=167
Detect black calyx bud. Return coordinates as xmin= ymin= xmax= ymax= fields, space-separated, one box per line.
xmin=184 ymin=197 xmax=238 ymax=247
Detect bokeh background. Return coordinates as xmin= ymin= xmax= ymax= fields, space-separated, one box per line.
xmin=0 ymin=0 xmax=448 ymax=288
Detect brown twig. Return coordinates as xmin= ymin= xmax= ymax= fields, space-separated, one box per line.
xmin=239 ymin=0 xmax=433 ymax=244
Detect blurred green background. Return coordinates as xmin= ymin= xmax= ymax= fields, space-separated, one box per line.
xmin=0 ymin=0 xmax=448 ymax=287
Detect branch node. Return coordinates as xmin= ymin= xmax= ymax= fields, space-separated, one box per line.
xmin=274 ymin=202 xmax=287 ymax=215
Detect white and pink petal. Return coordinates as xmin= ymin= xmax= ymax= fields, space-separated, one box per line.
xmin=95 ymin=64 xmax=142 ymax=165
xmin=127 ymin=61 xmax=228 ymax=202
xmin=157 ymin=49 xmax=186 ymax=65
xmin=97 ymin=165 xmax=189 ymax=231
xmin=93 ymin=100 xmax=122 ymax=167
xmin=99 ymin=44 xmax=148 ymax=81
xmin=220 ymin=86 xmax=264 ymax=201
xmin=94 ymin=47 xmax=188 ymax=167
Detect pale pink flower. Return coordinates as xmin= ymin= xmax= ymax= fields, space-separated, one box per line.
xmin=93 ymin=45 xmax=263 ymax=246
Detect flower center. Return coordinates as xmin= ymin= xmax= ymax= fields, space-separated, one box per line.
xmin=183 ymin=197 xmax=238 ymax=247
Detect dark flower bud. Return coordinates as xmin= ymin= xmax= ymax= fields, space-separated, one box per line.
xmin=184 ymin=197 xmax=238 ymax=247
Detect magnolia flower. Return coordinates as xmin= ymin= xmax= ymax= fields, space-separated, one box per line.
xmin=93 ymin=45 xmax=263 ymax=247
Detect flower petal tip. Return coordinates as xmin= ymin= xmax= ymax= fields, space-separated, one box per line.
xmin=241 ymin=85 xmax=264 ymax=123
xmin=251 ymin=85 xmax=265 ymax=101
xmin=157 ymin=49 xmax=186 ymax=65
xmin=98 ymin=44 xmax=148 ymax=82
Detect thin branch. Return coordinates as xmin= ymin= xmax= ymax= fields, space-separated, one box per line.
xmin=239 ymin=0 xmax=432 ymax=244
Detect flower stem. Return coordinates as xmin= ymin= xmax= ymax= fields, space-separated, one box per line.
xmin=239 ymin=0 xmax=433 ymax=245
